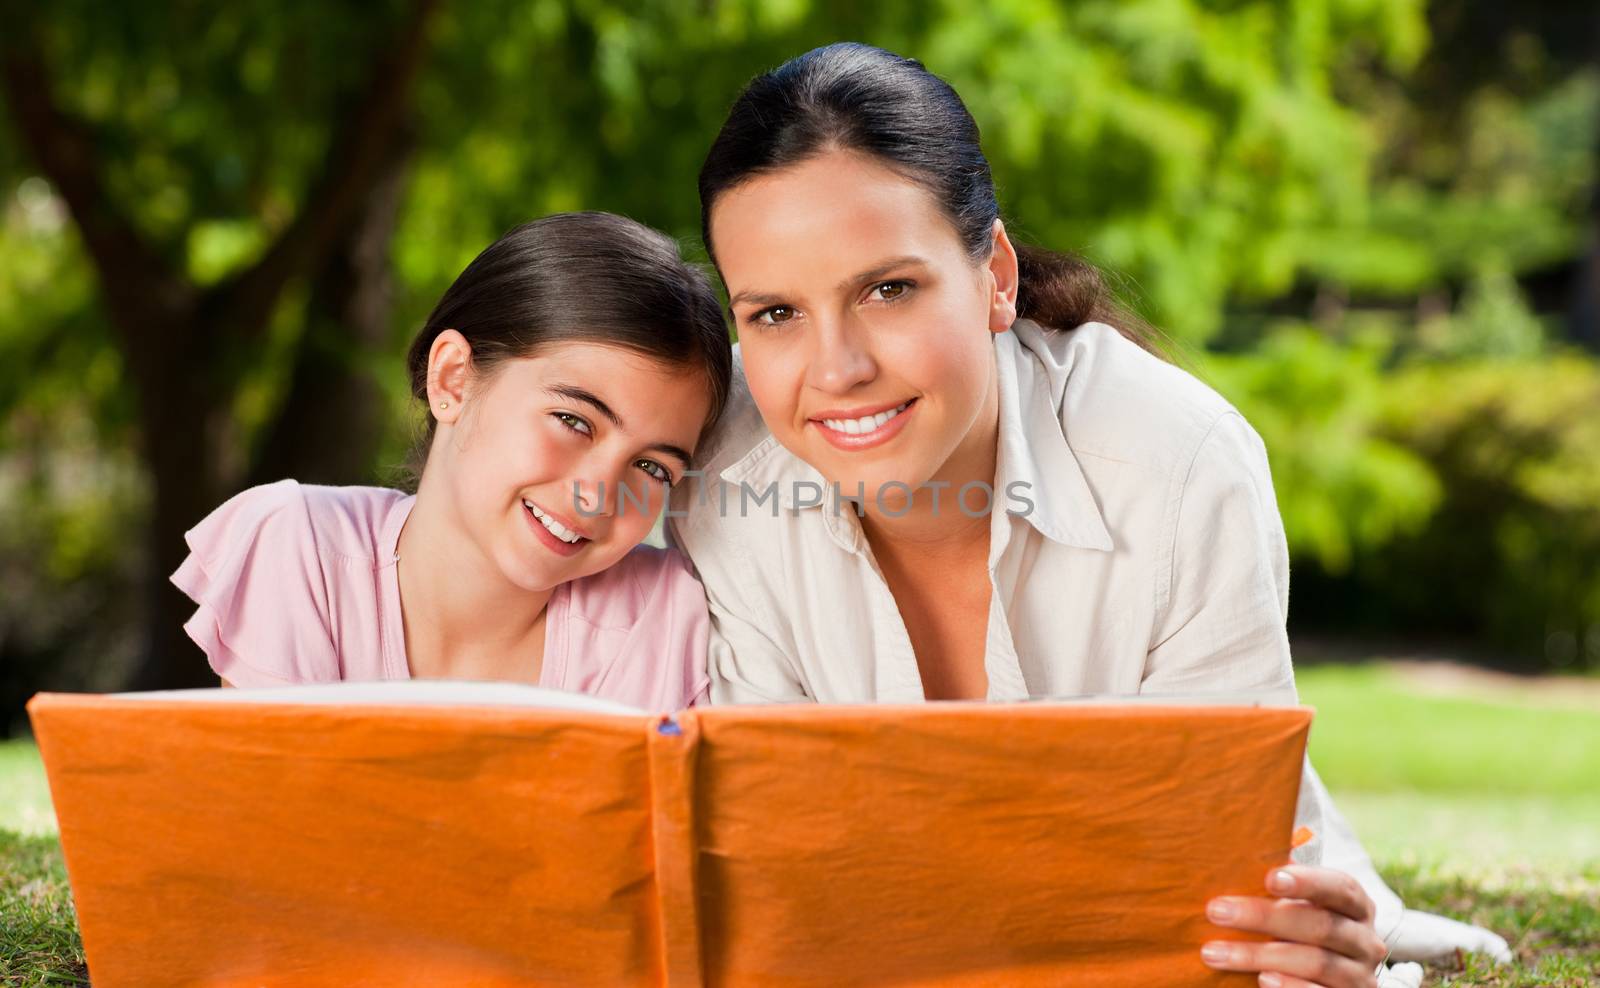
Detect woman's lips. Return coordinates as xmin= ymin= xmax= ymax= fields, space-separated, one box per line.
xmin=810 ymin=398 xmax=917 ymax=451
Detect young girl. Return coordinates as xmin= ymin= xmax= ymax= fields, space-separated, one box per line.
xmin=172 ymin=212 xmax=732 ymax=712
xmin=672 ymin=43 xmax=1503 ymax=985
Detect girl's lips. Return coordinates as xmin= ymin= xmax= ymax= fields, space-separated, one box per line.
xmin=522 ymin=499 xmax=588 ymax=558
xmin=810 ymin=398 xmax=918 ymax=452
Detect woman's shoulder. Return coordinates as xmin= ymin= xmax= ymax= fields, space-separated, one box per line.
xmin=1015 ymin=319 xmax=1253 ymax=472
xmin=685 ymin=344 xmax=774 ymax=481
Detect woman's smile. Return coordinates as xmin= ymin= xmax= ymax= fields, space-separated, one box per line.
xmin=809 ymin=397 xmax=918 ymax=451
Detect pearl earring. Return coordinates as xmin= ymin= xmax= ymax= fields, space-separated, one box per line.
xmin=438 ymin=400 xmax=449 ymax=410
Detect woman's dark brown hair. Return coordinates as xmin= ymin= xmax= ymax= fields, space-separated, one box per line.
xmin=402 ymin=212 xmax=732 ymax=485
xmin=698 ymin=42 xmax=1158 ymax=354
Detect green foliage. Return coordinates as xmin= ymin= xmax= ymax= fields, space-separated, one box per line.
xmin=1 ymin=1 xmax=1596 ymax=695
xmin=1205 ymin=269 xmax=1600 ymax=667
xmin=1374 ymin=352 xmax=1600 ymax=666
xmin=1202 ymin=327 xmax=1441 ymax=575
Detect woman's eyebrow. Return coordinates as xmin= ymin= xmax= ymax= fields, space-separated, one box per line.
xmin=727 ymin=288 xmax=788 ymax=309
xmin=727 ymin=256 xmax=927 ymax=310
xmin=546 ymin=384 xmax=694 ymax=469
xmin=838 ymin=255 xmax=926 ymax=292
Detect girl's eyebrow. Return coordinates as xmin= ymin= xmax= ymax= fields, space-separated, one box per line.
xmin=728 ymin=255 xmax=928 ymax=309
xmin=547 ymin=385 xmax=622 ymax=427
xmin=545 ymin=385 xmax=694 ymax=470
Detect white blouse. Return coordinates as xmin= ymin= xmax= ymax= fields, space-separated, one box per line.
xmin=667 ymin=319 xmax=1501 ymax=961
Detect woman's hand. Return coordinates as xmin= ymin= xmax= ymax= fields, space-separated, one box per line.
xmin=1201 ymin=865 xmax=1389 ymax=988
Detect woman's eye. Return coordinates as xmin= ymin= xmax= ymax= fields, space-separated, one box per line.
xmin=753 ymin=305 xmax=796 ymax=326
xmin=554 ymin=412 xmax=592 ymax=436
xmin=869 ymin=280 xmax=911 ymax=302
xmin=636 ymin=459 xmax=673 ymax=485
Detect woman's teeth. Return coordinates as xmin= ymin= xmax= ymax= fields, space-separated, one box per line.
xmin=524 ymin=500 xmax=582 ymax=544
xmin=821 ymin=401 xmax=910 ymax=435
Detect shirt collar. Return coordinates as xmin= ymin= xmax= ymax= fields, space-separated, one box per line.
xmin=715 ymin=323 xmax=1114 ymax=554
xmin=716 ymin=433 xmax=867 ymax=552
xmin=993 ymin=323 xmax=1114 ymax=552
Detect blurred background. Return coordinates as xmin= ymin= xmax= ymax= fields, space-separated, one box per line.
xmin=0 ymin=0 xmax=1597 ymax=979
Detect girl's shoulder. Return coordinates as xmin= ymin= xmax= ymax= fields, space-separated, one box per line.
xmin=172 ymin=481 xmax=413 ymax=687
xmin=191 ymin=480 xmax=410 ymax=565
xmin=555 ymin=544 xmax=711 ymax=711
xmin=563 ymin=543 xmax=707 ymax=628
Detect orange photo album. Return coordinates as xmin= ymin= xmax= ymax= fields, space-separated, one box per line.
xmin=27 ymin=683 xmax=1311 ymax=987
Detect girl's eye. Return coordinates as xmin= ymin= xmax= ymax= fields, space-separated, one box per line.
xmin=554 ymin=412 xmax=592 ymax=436
xmin=753 ymin=305 xmax=796 ymax=327
xmin=636 ymin=459 xmax=673 ymax=485
xmin=869 ymin=280 xmax=911 ymax=303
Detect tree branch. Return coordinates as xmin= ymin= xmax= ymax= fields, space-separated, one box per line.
xmin=0 ymin=45 xmax=192 ymax=337
xmin=214 ymin=0 xmax=441 ymax=338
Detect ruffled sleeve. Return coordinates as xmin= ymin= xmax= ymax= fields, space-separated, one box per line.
xmin=170 ymin=479 xmax=340 ymax=687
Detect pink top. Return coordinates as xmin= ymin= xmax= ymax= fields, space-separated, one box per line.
xmin=171 ymin=480 xmax=710 ymax=711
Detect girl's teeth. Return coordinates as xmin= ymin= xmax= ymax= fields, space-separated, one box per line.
xmin=524 ymin=500 xmax=581 ymax=544
xmin=823 ymin=402 xmax=908 ymax=435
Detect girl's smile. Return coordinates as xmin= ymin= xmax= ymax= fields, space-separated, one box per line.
xmin=522 ymin=498 xmax=590 ymax=557
xmin=425 ymin=340 xmax=711 ymax=594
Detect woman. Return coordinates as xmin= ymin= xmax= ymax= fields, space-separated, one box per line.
xmin=670 ymin=43 xmax=1506 ymax=986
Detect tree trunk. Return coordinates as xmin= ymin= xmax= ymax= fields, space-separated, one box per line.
xmin=248 ymin=127 xmax=416 ymax=489
xmin=131 ymin=340 xmax=235 ymax=691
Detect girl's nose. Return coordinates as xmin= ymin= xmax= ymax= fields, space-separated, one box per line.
xmin=806 ymin=317 xmax=878 ymax=394
xmin=570 ymin=476 xmax=612 ymax=519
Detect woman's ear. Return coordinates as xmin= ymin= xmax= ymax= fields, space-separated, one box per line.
xmin=986 ymin=219 xmax=1020 ymax=335
xmin=427 ymin=330 xmax=472 ymax=425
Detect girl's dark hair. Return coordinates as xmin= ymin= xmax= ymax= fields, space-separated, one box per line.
xmin=403 ymin=212 xmax=732 ymax=486
xmin=698 ymin=42 xmax=1158 ymax=354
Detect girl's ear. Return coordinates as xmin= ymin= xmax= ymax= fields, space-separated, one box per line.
xmin=986 ymin=219 xmax=1020 ymax=335
xmin=427 ymin=330 xmax=472 ymax=425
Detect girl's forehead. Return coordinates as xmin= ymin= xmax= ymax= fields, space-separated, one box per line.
xmin=500 ymin=342 xmax=669 ymax=377
xmin=490 ymin=344 xmax=710 ymax=426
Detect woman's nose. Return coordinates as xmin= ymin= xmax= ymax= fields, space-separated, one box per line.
xmin=806 ymin=317 xmax=878 ymax=394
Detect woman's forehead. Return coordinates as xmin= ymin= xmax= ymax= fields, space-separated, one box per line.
xmin=710 ymin=152 xmax=964 ymax=290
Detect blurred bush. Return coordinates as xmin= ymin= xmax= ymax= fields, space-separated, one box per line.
xmin=1373 ymin=352 xmax=1600 ymax=669
xmin=1210 ymin=279 xmax=1600 ymax=671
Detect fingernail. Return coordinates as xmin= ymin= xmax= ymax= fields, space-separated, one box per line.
xmin=1259 ymin=974 xmax=1283 ymax=988
xmin=1269 ymin=869 xmax=1296 ymax=894
xmin=1207 ymin=899 xmax=1237 ymax=923
xmin=1200 ymin=942 xmax=1232 ymax=966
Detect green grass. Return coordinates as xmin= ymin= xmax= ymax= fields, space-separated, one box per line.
xmin=0 ymin=829 xmax=86 ymax=986
xmin=0 ymin=742 xmax=54 ymax=839
xmin=1298 ymin=663 xmax=1600 ymax=878
xmin=1384 ymin=863 xmax=1600 ymax=987
xmin=1 ymin=663 xmax=1596 ymax=986
xmin=1298 ymin=663 xmax=1600 ymax=796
